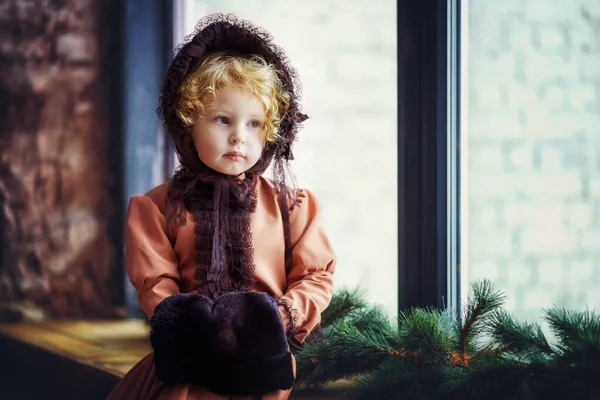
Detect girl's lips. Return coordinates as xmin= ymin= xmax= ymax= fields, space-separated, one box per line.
xmin=224 ymin=152 xmax=244 ymax=161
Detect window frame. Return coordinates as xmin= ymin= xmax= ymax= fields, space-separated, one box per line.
xmin=122 ymin=0 xmax=174 ymax=317
xmin=397 ymin=0 xmax=461 ymax=312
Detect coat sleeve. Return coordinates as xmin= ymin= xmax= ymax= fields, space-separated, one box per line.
xmin=277 ymin=189 xmax=336 ymax=344
xmin=125 ymin=195 xmax=181 ymax=319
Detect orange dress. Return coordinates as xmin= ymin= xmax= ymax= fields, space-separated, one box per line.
xmin=106 ymin=177 xmax=336 ymax=400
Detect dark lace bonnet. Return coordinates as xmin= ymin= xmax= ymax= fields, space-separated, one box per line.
xmin=157 ymin=13 xmax=307 ymax=304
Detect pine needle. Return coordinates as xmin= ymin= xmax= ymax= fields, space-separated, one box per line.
xmin=544 ymin=308 xmax=600 ymax=353
xmin=543 ymin=307 xmax=600 ymax=399
xmin=295 ymin=281 xmax=600 ymax=398
xmin=321 ymin=287 xmax=369 ymax=327
xmin=354 ymin=357 xmax=443 ymax=400
xmin=458 ymin=280 xmax=506 ymax=355
xmin=397 ymin=307 xmax=456 ymax=362
xmin=296 ymin=317 xmax=399 ymax=387
xmin=490 ymin=309 xmax=555 ymax=359
xmin=345 ymin=306 xmax=393 ymax=336
xmin=444 ymin=356 xmax=532 ymax=400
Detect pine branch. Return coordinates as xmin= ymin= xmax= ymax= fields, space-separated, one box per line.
xmin=443 ymin=355 xmax=534 ymax=400
xmin=543 ymin=308 xmax=600 ymax=400
xmin=295 ymin=339 xmax=348 ymax=387
xmin=458 ymin=280 xmax=506 ymax=356
xmin=538 ymin=355 xmax=600 ymax=400
xmin=544 ymin=307 xmax=600 ymax=353
xmin=353 ymin=357 xmax=444 ymax=400
xmin=296 ymin=304 xmax=395 ymax=387
xmin=489 ymin=310 xmax=555 ymax=359
xmin=397 ymin=307 xmax=456 ymax=363
xmin=335 ymin=321 xmax=403 ymax=361
xmin=296 ymin=317 xmax=399 ymax=387
xmin=345 ymin=306 xmax=394 ymax=336
xmin=296 ymin=282 xmax=600 ymax=398
xmin=320 ymin=287 xmax=369 ymax=327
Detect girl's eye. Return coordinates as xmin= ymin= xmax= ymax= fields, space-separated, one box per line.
xmin=249 ymin=121 xmax=261 ymax=128
xmin=216 ymin=116 xmax=229 ymax=124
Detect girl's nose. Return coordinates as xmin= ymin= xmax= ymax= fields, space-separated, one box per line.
xmin=230 ymin=125 xmax=246 ymax=144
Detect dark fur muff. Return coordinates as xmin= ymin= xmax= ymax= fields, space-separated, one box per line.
xmin=150 ymin=292 xmax=294 ymax=395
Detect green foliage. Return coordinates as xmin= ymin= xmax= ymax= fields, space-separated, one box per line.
xmin=295 ymin=280 xmax=600 ymax=399
xmin=295 ymin=297 xmax=397 ymax=387
xmin=320 ymin=287 xmax=369 ymax=327
xmin=489 ymin=310 xmax=555 ymax=360
xmin=457 ymin=280 xmax=506 ymax=355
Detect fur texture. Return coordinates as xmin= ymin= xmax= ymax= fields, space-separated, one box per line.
xmin=149 ymin=292 xmax=294 ymax=395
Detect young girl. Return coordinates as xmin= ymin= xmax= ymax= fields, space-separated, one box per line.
xmin=106 ymin=13 xmax=336 ymax=400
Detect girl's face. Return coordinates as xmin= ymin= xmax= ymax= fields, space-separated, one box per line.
xmin=192 ymin=87 xmax=267 ymax=176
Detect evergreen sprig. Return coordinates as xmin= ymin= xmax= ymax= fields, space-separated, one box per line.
xmin=489 ymin=309 xmax=555 ymax=359
xmin=295 ymin=279 xmax=600 ymax=399
xmin=457 ymin=280 xmax=506 ymax=356
xmin=320 ymin=287 xmax=369 ymax=327
xmin=296 ymin=296 xmax=396 ymax=387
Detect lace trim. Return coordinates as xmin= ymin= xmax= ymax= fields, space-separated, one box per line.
xmin=228 ymin=213 xmax=256 ymax=292
xmin=230 ymin=176 xmax=257 ymax=292
xmin=276 ymin=297 xmax=301 ymax=337
xmin=167 ymin=171 xmax=258 ymax=299
xmin=193 ymin=209 xmax=214 ymax=284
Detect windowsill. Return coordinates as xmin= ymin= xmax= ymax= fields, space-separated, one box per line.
xmin=0 ymin=320 xmax=350 ymax=399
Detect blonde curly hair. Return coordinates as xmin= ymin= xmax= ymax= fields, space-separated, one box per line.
xmin=176 ymin=52 xmax=291 ymax=142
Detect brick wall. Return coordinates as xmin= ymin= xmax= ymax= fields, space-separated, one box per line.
xmin=0 ymin=0 xmax=122 ymax=321
xmin=183 ymin=1 xmax=398 ymax=316
xmin=467 ymin=0 xmax=600 ymax=322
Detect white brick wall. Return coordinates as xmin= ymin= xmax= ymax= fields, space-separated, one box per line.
xmin=468 ymin=0 xmax=600 ymax=323
xmin=183 ymin=1 xmax=398 ymax=317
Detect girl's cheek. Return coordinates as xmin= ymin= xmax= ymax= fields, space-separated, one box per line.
xmin=193 ymin=136 xmax=218 ymax=156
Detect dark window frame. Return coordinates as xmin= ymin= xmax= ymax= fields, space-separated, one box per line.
xmin=397 ymin=0 xmax=461 ymax=312
xmin=122 ymin=0 xmax=173 ymax=317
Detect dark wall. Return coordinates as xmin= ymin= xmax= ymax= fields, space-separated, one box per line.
xmin=0 ymin=0 xmax=124 ymax=321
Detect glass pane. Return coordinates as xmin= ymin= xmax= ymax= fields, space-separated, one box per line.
xmin=178 ymin=1 xmax=398 ymax=316
xmin=462 ymin=0 xmax=600 ymax=323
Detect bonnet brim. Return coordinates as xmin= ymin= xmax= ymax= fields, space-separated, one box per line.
xmin=157 ymin=13 xmax=308 ymax=174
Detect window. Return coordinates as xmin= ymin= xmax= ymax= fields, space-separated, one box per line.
xmin=461 ymin=0 xmax=600 ymax=323
xmin=174 ymin=1 xmax=399 ymax=317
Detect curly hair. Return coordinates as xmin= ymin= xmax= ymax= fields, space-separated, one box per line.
xmin=176 ymin=52 xmax=291 ymax=143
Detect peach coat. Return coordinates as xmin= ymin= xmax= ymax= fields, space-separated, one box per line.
xmin=106 ymin=176 xmax=336 ymax=400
